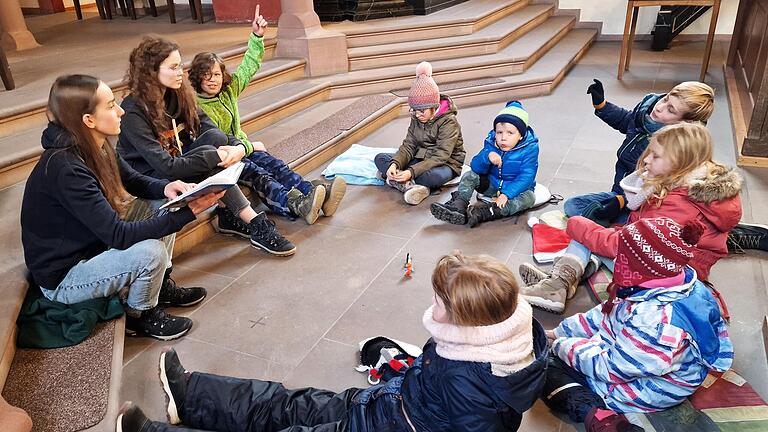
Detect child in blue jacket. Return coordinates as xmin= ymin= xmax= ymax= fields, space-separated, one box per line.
xmin=565 ymin=80 xmax=714 ymax=225
xmin=432 ymin=100 xmax=538 ymax=227
xmin=117 ymin=251 xmax=548 ymax=432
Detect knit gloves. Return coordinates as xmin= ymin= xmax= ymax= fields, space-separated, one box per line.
xmin=584 ymin=195 xmax=626 ymax=226
xmin=587 ymin=79 xmax=606 ymax=109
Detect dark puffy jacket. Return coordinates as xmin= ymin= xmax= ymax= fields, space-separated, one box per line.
xmin=595 ymin=93 xmax=664 ymax=193
xmin=360 ymin=318 xmax=548 ymax=432
xmin=21 ymin=123 xmax=195 ymax=289
xmin=390 ymin=94 xmax=466 ymax=178
xmin=470 ymin=126 xmax=539 ymax=199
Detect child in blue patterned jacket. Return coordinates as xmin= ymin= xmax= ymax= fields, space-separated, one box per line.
xmin=542 ymin=217 xmax=733 ymax=432
xmin=431 ymin=100 xmax=538 ymax=228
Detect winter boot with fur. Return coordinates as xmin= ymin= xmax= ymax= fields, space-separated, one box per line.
xmin=519 ymin=255 xmax=600 ymax=298
xmin=466 ymin=202 xmax=505 ymax=227
xmin=522 ymin=254 xmax=584 ymax=313
xmin=287 ymin=185 xmax=326 ymax=225
xmin=430 ymin=191 xmax=469 ymax=225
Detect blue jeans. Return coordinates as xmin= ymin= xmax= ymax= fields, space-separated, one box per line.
xmin=40 ymin=199 xmax=173 ymax=311
xmin=565 ymin=240 xmax=614 ymax=272
xmin=374 ymin=153 xmax=455 ymax=190
xmin=564 ymin=191 xmax=629 ymax=225
xmin=240 ymin=151 xmax=313 ymax=217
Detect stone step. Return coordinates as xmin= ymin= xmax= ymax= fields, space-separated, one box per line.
xmin=328 ymin=0 xmax=527 ymax=48
xmin=347 ymin=3 xmax=554 ymax=70
xmin=0 ymin=56 xmax=305 ymax=191
xmin=234 ymin=14 xmax=575 ymax=136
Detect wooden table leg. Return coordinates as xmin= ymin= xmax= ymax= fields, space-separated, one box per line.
xmin=701 ymin=0 xmax=721 ymax=81
xmin=94 ymin=0 xmax=106 ymax=19
xmin=168 ymin=0 xmax=176 ymax=23
xmin=0 ymin=47 xmax=15 ymax=91
xmin=194 ymin=0 xmax=203 ymax=23
xmin=618 ymin=1 xmax=635 ymax=80
xmin=73 ymin=0 xmax=83 ymax=19
xmin=626 ymin=6 xmax=640 ymax=71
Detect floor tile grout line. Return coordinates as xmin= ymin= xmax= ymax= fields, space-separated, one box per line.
xmin=184 ymin=335 xmax=280 ymax=365
xmin=321 ymin=337 xmax=357 ymax=348
xmin=122 ymin=339 xmax=159 ymax=368
xmin=314 ymin=220 xmax=415 ymax=240
xmin=174 ymin=263 xmax=239 ymax=280
xmin=184 ymin=260 xmax=262 ymax=320
xmin=281 ymin=215 xmax=433 ymax=381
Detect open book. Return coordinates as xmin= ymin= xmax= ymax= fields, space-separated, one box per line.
xmin=160 ymin=162 xmax=245 ymax=210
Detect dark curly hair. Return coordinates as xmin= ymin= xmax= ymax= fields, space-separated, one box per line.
xmin=124 ymin=36 xmax=200 ymax=154
xmin=188 ymin=52 xmax=232 ymax=95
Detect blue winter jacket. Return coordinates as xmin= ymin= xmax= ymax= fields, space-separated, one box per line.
xmin=347 ymin=319 xmax=549 ymax=432
xmin=595 ymin=93 xmax=665 ymax=194
xmin=470 ymin=127 xmax=539 ymax=199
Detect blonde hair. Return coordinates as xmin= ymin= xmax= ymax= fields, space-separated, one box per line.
xmin=668 ymin=81 xmax=715 ymax=122
xmin=431 ymin=250 xmax=519 ymax=327
xmin=637 ymin=122 xmax=725 ymax=201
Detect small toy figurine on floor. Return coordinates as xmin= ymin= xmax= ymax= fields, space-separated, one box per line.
xmin=404 ymin=253 xmax=414 ymax=278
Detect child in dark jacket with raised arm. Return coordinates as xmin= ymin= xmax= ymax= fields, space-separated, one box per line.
xmin=432 ymin=100 xmax=539 ymax=227
xmin=117 ymin=251 xmax=548 ymax=432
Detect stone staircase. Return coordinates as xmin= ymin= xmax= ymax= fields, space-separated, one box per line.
xmin=0 ymin=0 xmax=596 ymax=430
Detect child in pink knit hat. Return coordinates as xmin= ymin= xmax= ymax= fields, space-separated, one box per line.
xmin=374 ymin=61 xmax=466 ymax=205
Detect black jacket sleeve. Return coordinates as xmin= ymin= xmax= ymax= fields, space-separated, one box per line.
xmin=119 ymin=110 xmax=222 ymax=180
xmin=117 ymin=156 xmax=168 ymax=200
xmin=56 ymin=162 xmax=196 ymax=250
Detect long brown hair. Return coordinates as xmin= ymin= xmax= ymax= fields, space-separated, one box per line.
xmin=125 ymin=36 xmax=201 ymax=143
xmin=431 ymin=251 xmax=519 ymax=326
xmin=47 ymin=75 xmax=132 ymax=214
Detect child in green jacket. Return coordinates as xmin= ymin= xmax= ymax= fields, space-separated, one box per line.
xmin=188 ymin=5 xmax=346 ymax=225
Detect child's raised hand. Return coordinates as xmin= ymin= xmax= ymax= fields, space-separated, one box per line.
xmin=252 ymin=5 xmax=268 ymax=37
xmin=488 ymin=152 xmax=502 ymax=167
xmin=496 ymin=193 xmax=508 ymax=209
xmin=587 ymin=79 xmax=605 ymax=106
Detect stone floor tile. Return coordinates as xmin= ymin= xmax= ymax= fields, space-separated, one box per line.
xmin=186 ymin=225 xmax=405 ymax=366
xmin=325 ymin=256 xmax=435 ymax=347
xmin=283 ymin=338 xmax=370 ymax=392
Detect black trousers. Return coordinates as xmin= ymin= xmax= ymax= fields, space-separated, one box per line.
xmin=542 ymin=357 xmax=606 ymax=423
xmin=143 ymin=372 xmax=360 ymax=431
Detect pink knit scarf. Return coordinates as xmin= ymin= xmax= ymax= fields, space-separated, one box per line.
xmin=422 ymin=297 xmax=535 ymax=377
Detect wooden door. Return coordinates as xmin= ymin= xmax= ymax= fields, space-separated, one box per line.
xmin=728 ymin=0 xmax=768 ymax=159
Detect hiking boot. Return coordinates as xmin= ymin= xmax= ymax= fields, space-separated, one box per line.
xmin=158 ymin=269 xmax=207 ymax=308
xmin=215 ymin=207 xmax=251 ymax=239
xmin=727 ymin=223 xmax=768 ymax=253
xmin=585 ymin=407 xmax=645 ymax=432
xmin=522 ymin=253 xmax=584 ymax=313
xmin=249 ymin=212 xmax=296 ymax=256
xmin=466 ymin=202 xmax=505 ymax=228
xmin=287 ymin=185 xmax=326 ymax=225
xmin=519 ymin=262 xmax=549 ymax=286
xmin=431 ymin=191 xmax=469 ymax=225
xmin=125 ymin=307 xmax=193 ymax=341
xmin=312 ymin=177 xmax=347 ymax=216
xmin=159 ymin=347 xmax=189 ymax=425
xmin=117 ymin=402 xmax=153 ymax=432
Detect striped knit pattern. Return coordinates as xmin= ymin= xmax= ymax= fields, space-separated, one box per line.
xmin=552 ymin=269 xmax=733 ymax=413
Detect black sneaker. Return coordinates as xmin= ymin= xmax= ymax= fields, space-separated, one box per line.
xmin=215 ymin=207 xmax=252 ymax=239
xmin=125 ymin=307 xmax=192 ymax=341
xmin=727 ymin=223 xmax=768 ymax=253
xmin=249 ymin=212 xmax=297 ymax=256
xmin=287 ymin=185 xmax=326 ymax=225
xmin=466 ymin=202 xmax=505 ymax=228
xmin=117 ymin=402 xmax=153 ymax=432
xmin=158 ymin=274 xmax=207 ymax=308
xmin=159 ymin=347 xmax=189 ymax=425
xmin=431 ymin=191 xmax=469 ymax=225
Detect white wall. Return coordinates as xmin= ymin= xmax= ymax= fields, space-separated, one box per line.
xmin=560 ymin=0 xmax=740 ymax=35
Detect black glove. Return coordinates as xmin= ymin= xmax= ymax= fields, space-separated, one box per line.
xmin=586 ymin=79 xmax=605 ymax=106
xmin=592 ymin=195 xmax=625 ymax=221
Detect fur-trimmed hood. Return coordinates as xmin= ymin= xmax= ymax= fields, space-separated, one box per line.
xmin=686 ymin=163 xmax=743 ymax=203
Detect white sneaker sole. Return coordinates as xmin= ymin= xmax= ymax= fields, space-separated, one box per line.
xmin=160 ymin=351 xmax=182 ymax=425
xmin=523 ymin=295 xmax=565 ymax=314
xmin=304 ymin=186 xmax=326 ymax=225
xmin=404 ymin=185 xmax=430 ymax=205
xmin=322 ymin=177 xmax=347 ymax=217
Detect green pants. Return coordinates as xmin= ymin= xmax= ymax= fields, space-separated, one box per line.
xmin=457 ymin=171 xmax=536 ymax=216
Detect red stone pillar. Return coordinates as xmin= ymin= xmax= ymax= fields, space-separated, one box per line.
xmin=0 ymin=0 xmax=41 ymax=51
xmin=276 ymin=0 xmax=347 ymax=76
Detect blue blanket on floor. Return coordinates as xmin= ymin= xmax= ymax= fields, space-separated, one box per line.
xmin=322 ymin=144 xmax=397 ymax=185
